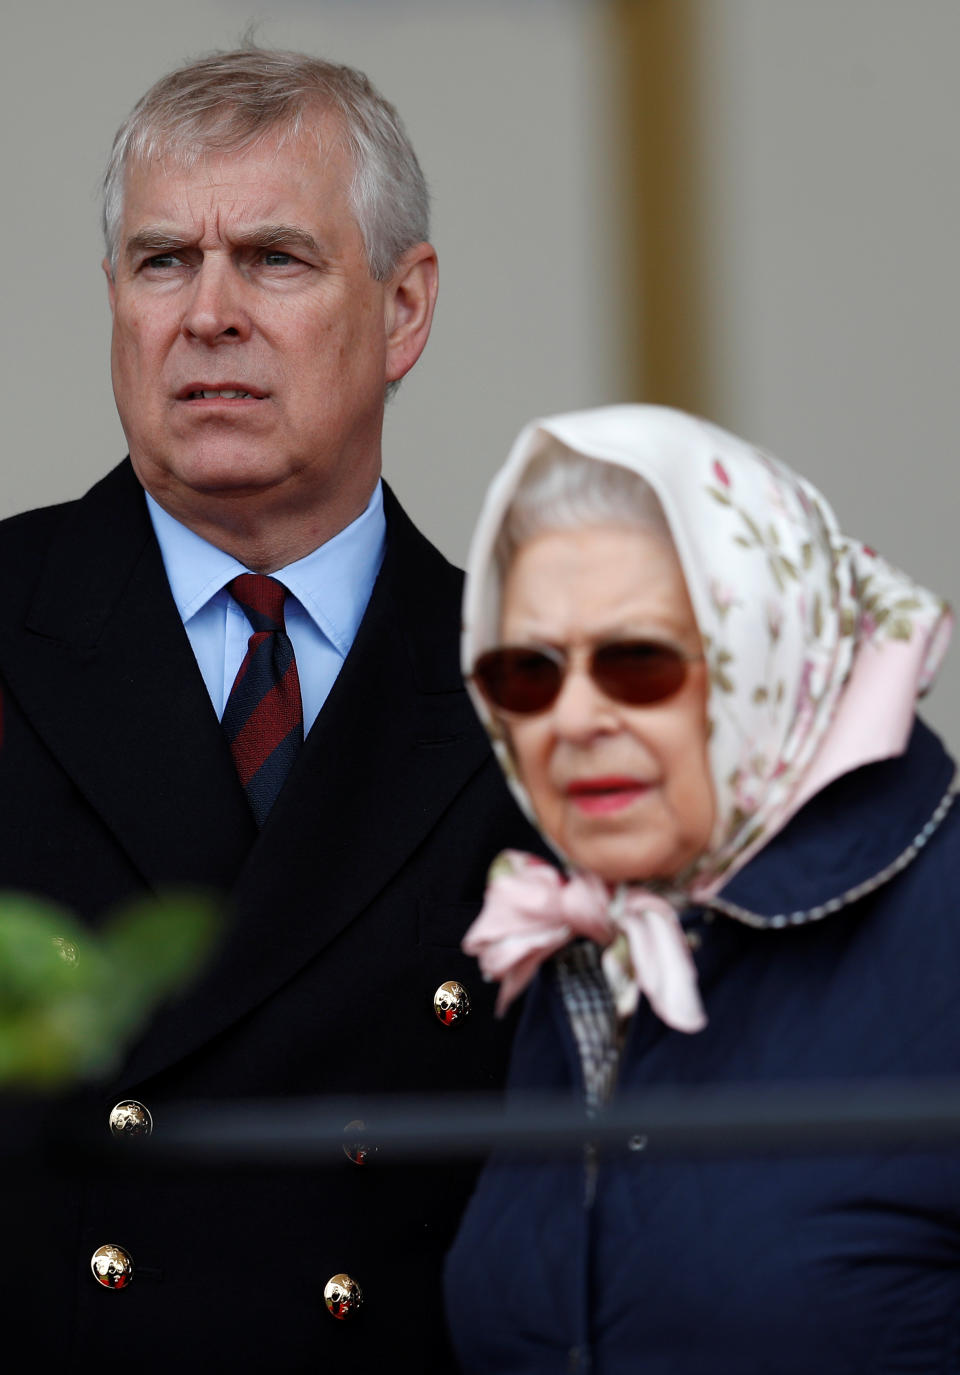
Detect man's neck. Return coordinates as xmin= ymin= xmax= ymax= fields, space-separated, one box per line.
xmin=140 ymin=480 xmax=381 ymax=573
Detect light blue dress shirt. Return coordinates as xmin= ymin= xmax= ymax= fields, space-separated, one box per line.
xmin=146 ymin=483 xmax=386 ymax=734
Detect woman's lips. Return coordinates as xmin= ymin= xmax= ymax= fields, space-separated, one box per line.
xmin=565 ymin=777 xmax=650 ymax=815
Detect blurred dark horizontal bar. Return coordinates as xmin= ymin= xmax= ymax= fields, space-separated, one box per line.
xmin=81 ymin=1079 xmax=960 ymax=1165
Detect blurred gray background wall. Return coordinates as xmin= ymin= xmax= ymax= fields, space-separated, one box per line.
xmin=2 ymin=0 xmax=958 ymax=751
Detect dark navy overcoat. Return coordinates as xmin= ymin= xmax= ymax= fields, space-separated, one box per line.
xmin=446 ymin=719 xmax=960 ymax=1374
xmin=0 ymin=462 xmax=548 ymax=1371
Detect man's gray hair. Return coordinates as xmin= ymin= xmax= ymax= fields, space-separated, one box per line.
xmin=102 ymin=45 xmax=430 ymax=281
xmin=495 ymin=444 xmax=671 ymax=578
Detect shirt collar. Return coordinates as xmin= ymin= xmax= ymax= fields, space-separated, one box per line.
xmin=145 ymin=482 xmax=386 ymax=652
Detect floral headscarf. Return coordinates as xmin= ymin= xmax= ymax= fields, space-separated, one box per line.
xmin=462 ymin=404 xmax=952 ymax=904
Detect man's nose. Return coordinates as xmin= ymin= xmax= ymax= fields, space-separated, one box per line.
xmin=181 ymin=258 xmax=252 ymax=344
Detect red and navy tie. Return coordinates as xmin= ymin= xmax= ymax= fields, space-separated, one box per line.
xmin=223 ymin=574 xmax=304 ymax=826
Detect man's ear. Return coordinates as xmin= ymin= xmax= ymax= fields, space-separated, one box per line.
xmin=383 ymin=242 xmax=439 ymax=385
xmin=102 ymin=257 xmax=117 ymax=315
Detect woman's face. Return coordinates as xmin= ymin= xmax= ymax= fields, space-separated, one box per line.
xmin=498 ymin=525 xmax=715 ymax=884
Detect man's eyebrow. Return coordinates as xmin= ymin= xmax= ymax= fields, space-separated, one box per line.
xmin=124 ymin=228 xmax=192 ymax=260
xmin=233 ymin=224 xmax=323 ymax=256
xmin=123 ymin=224 xmax=323 ymax=260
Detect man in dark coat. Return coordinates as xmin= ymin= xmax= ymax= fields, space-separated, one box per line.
xmin=0 ymin=47 xmax=540 ymax=1370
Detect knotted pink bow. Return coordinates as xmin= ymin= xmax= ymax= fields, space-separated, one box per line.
xmin=463 ymin=851 xmax=707 ymax=1032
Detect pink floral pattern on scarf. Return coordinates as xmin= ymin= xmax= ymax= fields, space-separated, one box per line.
xmin=461 ymin=405 xmax=952 ymax=1021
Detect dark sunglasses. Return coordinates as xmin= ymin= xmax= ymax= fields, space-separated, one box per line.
xmin=472 ymin=640 xmax=704 ymax=716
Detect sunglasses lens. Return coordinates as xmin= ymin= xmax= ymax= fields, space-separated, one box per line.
xmin=473 ymin=647 xmax=562 ymax=714
xmin=593 ymin=641 xmax=689 ymax=705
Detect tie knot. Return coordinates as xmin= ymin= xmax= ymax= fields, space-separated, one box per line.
xmin=229 ymin=574 xmax=288 ymax=632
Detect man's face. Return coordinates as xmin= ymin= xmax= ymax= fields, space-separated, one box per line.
xmin=104 ymin=121 xmax=432 ymax=551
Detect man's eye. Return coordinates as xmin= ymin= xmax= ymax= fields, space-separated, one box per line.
xmin=262 ymin=251 xmax=294 ymax=267
xmin=143 ymin=254 xmax=181 ymax=270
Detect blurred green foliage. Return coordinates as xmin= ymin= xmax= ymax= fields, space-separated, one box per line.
xmin=0 ymin=892 xmax=221 ymax=1090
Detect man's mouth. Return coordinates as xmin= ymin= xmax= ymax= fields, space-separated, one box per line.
xmin=189 ymin=389 xmax=252 ymax=400
xmin=176 ymin=384 xmax=268 ymax=401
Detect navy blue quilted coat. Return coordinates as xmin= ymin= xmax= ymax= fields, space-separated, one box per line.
xmin=445 ymin=720 xmax=960 ymax=1374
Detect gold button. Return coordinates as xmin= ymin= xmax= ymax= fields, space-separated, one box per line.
xmin=434 ymin=980 xmax=471 ymax=1025
xmin=324 ymin=1273 xmax=362 ymax=1319
xmin=343 ymin=1119 xmax=376 ymax=1166
xmin=91 ymin=1244 xmax=134 ymax=1290
xmin=108 ymin=1100 xmax=153 ymax=1139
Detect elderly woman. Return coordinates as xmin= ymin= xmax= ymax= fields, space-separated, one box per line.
xmin=444 ymin=406 xmax=959 ymax=1374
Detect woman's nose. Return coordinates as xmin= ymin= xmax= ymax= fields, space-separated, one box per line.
xmin=549 ymin=661 xmax=618 ymax=740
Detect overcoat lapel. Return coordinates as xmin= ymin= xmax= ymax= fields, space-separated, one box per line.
xmin=0 ymin=462 xmax=257 ymax=893
xmin=120 ymin=485 xmax=493 ymax=1087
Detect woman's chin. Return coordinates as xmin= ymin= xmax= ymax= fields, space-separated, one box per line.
xmin=564 ymin=840 xmax=675 ymax=886
xmin=557 ymin=818 xmax=706 ymax=885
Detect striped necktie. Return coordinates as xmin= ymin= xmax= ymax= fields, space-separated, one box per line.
xmin=223 ymin=574 xmax=304 ymax=825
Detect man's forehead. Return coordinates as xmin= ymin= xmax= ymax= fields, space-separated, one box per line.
xmin=119 ymin=131 xmax=352 ymax=236
xmin=124 ymin=116 xmax=349 ymax=203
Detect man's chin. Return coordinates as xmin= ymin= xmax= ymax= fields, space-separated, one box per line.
xmin=133 ymin=452 xmax=293 ymax=503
